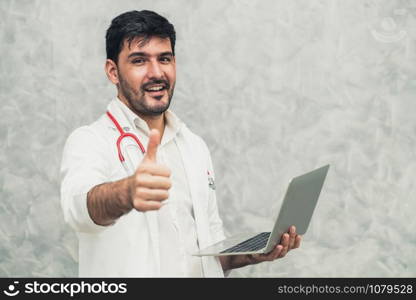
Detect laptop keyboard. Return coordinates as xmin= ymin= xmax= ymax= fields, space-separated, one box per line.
xmin=220 ymin=232 xmax=271 ymax=254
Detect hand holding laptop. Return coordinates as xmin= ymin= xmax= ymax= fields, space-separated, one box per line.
xmin=219 ymin=225 xmax=301 ymax=271
xmin=195 ymin=164 xmax=330 ymax=273
xmin=267 ymin=225 xmax=302 ymax=260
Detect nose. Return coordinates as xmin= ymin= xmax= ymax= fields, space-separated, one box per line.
xmin=146 ymin=60 xmax=163 ymax=79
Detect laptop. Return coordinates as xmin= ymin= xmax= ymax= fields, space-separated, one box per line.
xmin=194 ymin=164 xmax=330 ymax=256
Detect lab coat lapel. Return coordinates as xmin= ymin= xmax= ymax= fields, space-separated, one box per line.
xmin=176 ymin=129 xmax=223 ymax=277
xmin=176 ymin=130 xmax=206 ymax=235
xmin=107 ymin=100 xmax=161 ymax=275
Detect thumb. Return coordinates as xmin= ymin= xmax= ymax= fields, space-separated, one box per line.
xmin=143 ymin=129 xmax=160 ymax=162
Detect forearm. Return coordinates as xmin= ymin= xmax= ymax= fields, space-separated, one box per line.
xmin=86 ymin=177 xmax=133 ymax=226
xmin=220 ymin=255 xmax=254 ymax=272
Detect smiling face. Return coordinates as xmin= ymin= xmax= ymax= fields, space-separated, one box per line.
xmin=106 ymin=36 xmax=176 ymax=118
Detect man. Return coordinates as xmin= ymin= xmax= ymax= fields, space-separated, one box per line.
xmin=60 ymin=10 xmax=301 ymax=277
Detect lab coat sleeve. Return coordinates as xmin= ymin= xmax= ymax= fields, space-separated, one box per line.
xmin=60 ymin=126 xmax=112 ymax=234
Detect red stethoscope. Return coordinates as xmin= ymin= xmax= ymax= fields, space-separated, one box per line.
xmin=106 ymin=111 xmax=146 ymax=172
xmin=107 ymin=110 xmax=216 ymax=189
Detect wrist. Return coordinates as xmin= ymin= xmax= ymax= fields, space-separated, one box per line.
xmin=116 ymin=176 xmax=134 ymax=213
xmin=227 ymin=255 xmax=256 ymax=271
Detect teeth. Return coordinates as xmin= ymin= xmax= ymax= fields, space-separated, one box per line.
xmin=146 ymin=85 xmax=164 ymax=91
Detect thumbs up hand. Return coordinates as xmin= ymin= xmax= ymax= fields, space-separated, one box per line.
xmin=142 ymin=129 xmax=160 ymax=163
xmin=128 ymin=129 xmax=172 ymax=211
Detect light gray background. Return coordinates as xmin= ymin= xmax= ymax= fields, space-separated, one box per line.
xmin=1 ymin=0 xmax=415 ymax=277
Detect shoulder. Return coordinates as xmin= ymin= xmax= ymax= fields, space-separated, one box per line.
xmin=180 ymin=124 xmax=210 ymax=153
xmin=64 ymin=114 xmax=111 ymax=150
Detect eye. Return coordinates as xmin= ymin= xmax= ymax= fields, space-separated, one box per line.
xmin=160 ymin=56 xmax=172 ymax=63
xmin=132 ymin=58 xmax=145 ymax=64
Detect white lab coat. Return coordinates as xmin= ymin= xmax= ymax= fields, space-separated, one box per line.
xmin=60 ymin=100 xmax=226 ymax=277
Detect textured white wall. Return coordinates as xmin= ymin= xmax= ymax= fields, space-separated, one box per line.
xmin=1 ymin=0 xmax=415 ymax=277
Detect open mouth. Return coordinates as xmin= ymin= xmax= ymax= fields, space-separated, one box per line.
xmin=143 ymin=80 xmax=169 ymax=93
xmin=144 ymin=84 xmax=166 ymax=92
xmin=142 ymin=81 xmax=170 ymax=101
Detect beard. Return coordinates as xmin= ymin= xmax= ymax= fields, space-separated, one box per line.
xmin=118 ymin=73 xmax=175 ymax=117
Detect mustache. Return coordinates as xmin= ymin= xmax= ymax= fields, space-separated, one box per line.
xmin=141 ymin=79 xmax=170 ymax=91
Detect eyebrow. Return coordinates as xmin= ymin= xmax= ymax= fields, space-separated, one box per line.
xmin=127 ymin=51 xmax=174 ymax=59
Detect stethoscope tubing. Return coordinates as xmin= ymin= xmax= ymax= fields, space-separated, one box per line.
xmin=106 ymin=111 xmax=146 ymax=163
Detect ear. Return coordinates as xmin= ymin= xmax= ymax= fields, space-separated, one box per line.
xmin=105 ymin=59 xmax=119 ymax=85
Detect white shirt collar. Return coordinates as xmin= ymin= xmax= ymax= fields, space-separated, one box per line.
xmin=112 ymin=97 xmax=183 ymax=146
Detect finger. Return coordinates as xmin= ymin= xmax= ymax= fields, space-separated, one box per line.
xmin=136 ymin=174 xmax=172 ymax=189
xmin=280 ymin=233 xmax=289 ymax=248
xmin=262 ymin=244 xmax=283 ymax=261
xmin=136 ymin=187 xmax=169 ymax=201
xmin=252 ymin=244 xmax=283 ymax=263
xmin=289 ymin=226 xmax=297 ymax=249
xmin=143 ymin=129 xmax=160 ymax=163
xmin=278 ymin=233 xmax=289 ymax=258
xmin=133 ymin=200 xmax=163 ymax=211
xmin=137 ymin=163 xmax=171 ymax=177
xmin=293 ymin=235 xmax=302 ymax=249
xmin=271 ymin=245 xmax=284 ymax=260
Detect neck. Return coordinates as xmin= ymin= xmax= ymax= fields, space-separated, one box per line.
xmin=141 ymin=113 xmax=165 ymax=138
xmin=117 ymin=94 xmax=165 ymax=137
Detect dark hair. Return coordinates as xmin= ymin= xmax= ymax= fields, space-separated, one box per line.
xmin=105 ymin=10 xmax=176 ymax=63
